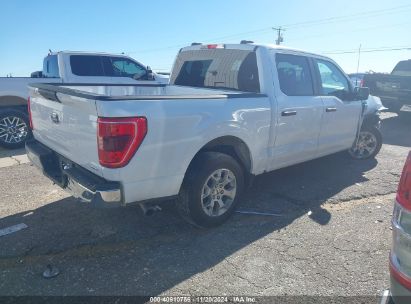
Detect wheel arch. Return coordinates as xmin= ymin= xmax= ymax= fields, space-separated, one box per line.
xmin=0 ymin=95 xmax=28 ymax=109
xmin=184 ymin=135 xmax=253 ymax=184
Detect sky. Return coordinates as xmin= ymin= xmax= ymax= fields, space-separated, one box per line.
xmin=1 ymin=0 xmax=410 ymax=76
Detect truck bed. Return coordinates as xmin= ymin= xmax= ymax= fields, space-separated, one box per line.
xmin=32 ymin=83 xmax=264 ymax=100
xmin=0 ymin=77 xmax=62 ymax=100
xmin=28 ymin=83 xmax=271 ymax=204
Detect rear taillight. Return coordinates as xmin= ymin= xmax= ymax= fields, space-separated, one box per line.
xmin=360 ymin=79 xmax=365 ymax=87
xmin=391 ymin=152 xmax=411 ymax=291
xmin=397 ymin=152 xmax=411 ymax=211
xmin=97 ymin=117 xmax=147 ymax=168
xmin=27 ymin=97 xmax=33 ymax=129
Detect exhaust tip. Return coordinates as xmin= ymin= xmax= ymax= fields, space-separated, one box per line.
xmin=140 ymin=204 xmax=162 ymax=216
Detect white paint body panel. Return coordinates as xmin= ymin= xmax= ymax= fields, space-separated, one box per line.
xmin=318 ymin=96 xmax=362 ymax=156
xmin=0 ymin=51 xmax=168 ymax=103
xmin=0 ymin=78 xmax=62 ymax=100
xmin=29 ymin=44 xmax=365 ymax=204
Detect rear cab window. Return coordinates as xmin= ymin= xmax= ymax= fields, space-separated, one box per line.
xmin=392 ymin=60 xmax=411 ymax=76
xmin=170 ymin=48 xmax=260 ymax=93
xmin=43 ymin=55 xmax=60 ymax=78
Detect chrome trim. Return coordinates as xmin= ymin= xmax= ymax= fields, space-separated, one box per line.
xmin=380 ymin=290 xmax=391 ymax=304
xmin=393 ymin=200 xmax=411 ymax=240
xmin=66 ymin=175 xmax=122 ymax=205
xmin=100 ymin=189 xmax=122 ymax=203
xmin=26 ymin=139 xmax=122 ymax=207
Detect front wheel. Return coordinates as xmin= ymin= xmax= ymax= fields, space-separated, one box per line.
xmin=348 ymin=126 xmax=382 ymax=160
xmin=0 ymin=109 xmax=32 ymax=149
xmin=176 ymin=152 xmax=244 ymax=228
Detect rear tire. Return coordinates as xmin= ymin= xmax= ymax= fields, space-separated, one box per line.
xmin=348 ymin=126 xmax=382 ymax=160
xmin=0 ymin=109 xmax=31 ymax=149
xmin=176 ymin=152 xmax=244 ymax=228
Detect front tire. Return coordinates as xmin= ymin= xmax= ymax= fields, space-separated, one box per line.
xmin=348 ymin=126 xmax=382 ymax=160
xmin=176 ymin=152 xmax=244 ymax=228
xmin=0 ymin=109 xmax=32 ymax=149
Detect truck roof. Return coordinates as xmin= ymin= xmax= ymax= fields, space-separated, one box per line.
xmin=48 ymin=51 xmax=131 ymax=58
xmin=180 ymin=43 xmax=331 ymax=61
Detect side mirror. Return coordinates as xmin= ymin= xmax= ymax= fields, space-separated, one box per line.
xmin=355 ymin=87 xmax=370 ymax=100
xmin=146 ymin=66 xmax=155 ymax=80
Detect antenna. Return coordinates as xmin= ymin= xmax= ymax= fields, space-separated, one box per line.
xmin=356 ymin=44 xmax=362 ymax=75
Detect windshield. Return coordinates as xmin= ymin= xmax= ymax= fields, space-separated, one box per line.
xmin=170 ymin=49 xmax=260 ymax=93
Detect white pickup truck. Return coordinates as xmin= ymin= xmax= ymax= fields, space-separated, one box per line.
xmin=0 ymin=51 xmax=168 ymax=148
xmin=26 ymin=43 xmax=382 ymax=227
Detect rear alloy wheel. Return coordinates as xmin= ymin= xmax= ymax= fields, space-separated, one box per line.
xmin=349 ymin=126 xmax=382 ymax=160
xmin=0 ymin=109 xmax=31 ymax=149
xmin=176 ymin=152 xmax=244 ymax=228
xmin=201 ymin=168 xmax=237 ymax=217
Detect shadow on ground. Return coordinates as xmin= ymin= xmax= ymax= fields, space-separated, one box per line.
xmin=380 ymin=112 xmax=411 ymax=148
xmin=0 ymin=150 xmax=378 ymax=295
xmin=0 ymin=147 xmax=26 ymax=158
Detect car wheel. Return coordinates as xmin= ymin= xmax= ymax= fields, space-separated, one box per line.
xmin=176 ymin=152 xmax=244 ymax=228
xmin=0 ymin=109 xmax=32 ymax=149
xmin=348 ymin=126 xmax=382 ymax=160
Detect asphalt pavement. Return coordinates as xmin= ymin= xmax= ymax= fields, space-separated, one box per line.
xmin=0 ymin=112 xmax=410 ymax=301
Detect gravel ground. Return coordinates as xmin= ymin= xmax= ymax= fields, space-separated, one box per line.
xmin=0 ymin=112 xmax=410 ymax=301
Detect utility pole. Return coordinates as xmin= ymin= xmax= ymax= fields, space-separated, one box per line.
xmin=272 ymin=27 xmax=285 ymax=45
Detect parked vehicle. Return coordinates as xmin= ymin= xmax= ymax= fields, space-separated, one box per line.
xmin=363 ymin=60 xmax=411 ymax=113
xmin=26 ymin=43 xmax=382 ymax=227
xmin=382 ymin=152 xmax=411 ymax=304
xmin=0 ymin=51 xmax=168 ymax=149
xmin=349 ymin=73 xmax=366 ymax=88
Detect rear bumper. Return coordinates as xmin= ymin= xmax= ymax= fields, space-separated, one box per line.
xmin=390 ymin=275 xmax=411 ymax=304
xmin=26 ymin=139 xmax=123 ymax=207
xmin=390 ymin=256 xmax=411 ymax=304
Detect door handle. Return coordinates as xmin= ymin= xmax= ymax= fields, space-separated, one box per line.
xmin=326 ymin=107 xmax=337 ymax=112
xmin=281 ymin=110 xmax=297 ymax=117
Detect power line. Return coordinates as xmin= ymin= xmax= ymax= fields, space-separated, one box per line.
xmin=322 ymin=46 xmax=411 ymax=55
xmin=287 ymin=21 xmax=411 ymax=42
xmin=127 ymin=28 xmax=273 ymax=54
xmin=151 ymin=46 xmax=411 ymax=71
xmin=125 ymin=4 xmax=411 ymax=55
xmin=283 ymin=4 xmax=411 ymax=29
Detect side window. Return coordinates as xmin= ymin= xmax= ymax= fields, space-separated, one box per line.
xmin=276 ymin=53 xmax=314 ymax=96
xmin=70 ymin=55 xmax=105 ymax=76
xmin=43 ymin=55 xmax=60 ymax=78
xmin=315 ymin=59 xmax=350 ymax=98
xmin=109 ymin=57 xmax=147 ymax=79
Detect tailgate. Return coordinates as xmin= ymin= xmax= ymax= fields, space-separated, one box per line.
xmin=29 ymin=85 xmax=102 ymax=176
